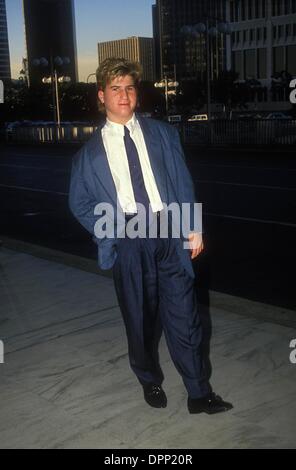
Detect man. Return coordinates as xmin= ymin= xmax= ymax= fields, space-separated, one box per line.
xmin=69 ymin=58 xmax=233 ymax=414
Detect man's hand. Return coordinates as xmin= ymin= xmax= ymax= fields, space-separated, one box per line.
xmin=188 ymin=232 xmax=204 ymax=260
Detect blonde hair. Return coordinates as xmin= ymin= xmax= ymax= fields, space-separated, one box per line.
xmin=96 ymin=57 xmax=142 ymax=91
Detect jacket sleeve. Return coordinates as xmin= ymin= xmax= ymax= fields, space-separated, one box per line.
xmin=69 ymin=149 xmax=98 ymax=236
xmin=169 ymin=126 xmax=202 ymax=234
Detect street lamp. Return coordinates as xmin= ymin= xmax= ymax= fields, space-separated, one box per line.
xmin=87 ymin=73 xmax=97 ymax=84
xmin=181 ymin=20 xmax=231 ymax=120
xmin=154 ymin=77 xmax=179 ymax=117
xmin=33 ymin=56 xmax=71 ymax=127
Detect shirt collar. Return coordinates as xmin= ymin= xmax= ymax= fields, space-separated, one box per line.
xmin=104 ymin=114 xmax=138 ymax=136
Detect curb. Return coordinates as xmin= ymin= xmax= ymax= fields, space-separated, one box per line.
xmin=1 ymin=235 xmax=295 ymax=329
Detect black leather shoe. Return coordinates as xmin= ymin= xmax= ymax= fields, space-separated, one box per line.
xmin=143 ymin=383 xmax=167 ymax=408
xmin=188 ymin=392 xmax=233 ymax=415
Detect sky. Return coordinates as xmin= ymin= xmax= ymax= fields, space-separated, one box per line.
xmin=6 ymin=0 xmax=155 ymax=82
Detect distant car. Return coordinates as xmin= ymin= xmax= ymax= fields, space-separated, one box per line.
xmin=187 ymin=114 xmax=208 ymax=122
xmin=30 ymin=121 xmax=53 ymax=127
xmin=72 ymin=121 xmax=93 ymax=126
xmin=265 ymin=112 xmax=292 ymax=120
xmin=5 ymin=121 xmax=21 ymax=134
xmin=237 ymin=114 xmax=253 ymax=119
xmin=167 ymin=114 xmax=182 ymax=123
xmin=139 ymin=112 xmax=152 ymax=118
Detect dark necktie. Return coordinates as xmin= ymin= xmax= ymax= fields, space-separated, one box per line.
xmin=123 ymin=126 xmax=150 ymax=216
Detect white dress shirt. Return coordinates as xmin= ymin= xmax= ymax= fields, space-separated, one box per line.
xmin=101 ymin=114 xmax=164 ymax=214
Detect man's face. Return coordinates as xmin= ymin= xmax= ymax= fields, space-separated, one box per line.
xmin=98 ymin=74 xmax=138 ymax=124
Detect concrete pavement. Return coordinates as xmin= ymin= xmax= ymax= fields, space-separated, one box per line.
xmin=0 ymin=240 xmax=296 ymax=449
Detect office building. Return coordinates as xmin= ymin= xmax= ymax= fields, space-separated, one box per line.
xmin=0 ymin=0 xmax=11 ymax=80
xmin=98 ymin=37 xmax=155 ymax=82
xmin=228 ymin=0 xmax=296 ymax=86
xmin=23 ymin=0 xmax=78 ymax=86
xmin=154 ymin=0 xmax=228 ymax=82
xmin=152 ymin=3 xmax=161 ymax=81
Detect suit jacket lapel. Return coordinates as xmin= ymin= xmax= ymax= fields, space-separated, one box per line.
xmin=88 ymin=116 xmax=168 ymax=207
xmin=88 ymin=122 xmax=118 ymax=206
xmin=137 ymin=115 xmax=168 ymax=204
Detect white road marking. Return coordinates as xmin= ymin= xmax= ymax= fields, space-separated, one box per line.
xmin=205 ymin=212 xmax=296 ymax=228
xmin=195 ymin=162 xmax=296 ymax=172
xmin=0 ymin=184 xmax=68 ymax=196
xmin=196 ymin=179 xmax=296 ymax=191
xmin=2 ymin=152 xmax=70 ymax=158
xmin=0 ymin=163 xmax=68 ymax=173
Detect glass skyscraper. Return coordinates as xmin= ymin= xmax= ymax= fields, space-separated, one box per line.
xmin=154 ymin=0 xmax=228 ymax=82
xmin=0 ymin=0 xmax=11 ymax=80
xmin=23 ymin=0 xmax=78 ymax=86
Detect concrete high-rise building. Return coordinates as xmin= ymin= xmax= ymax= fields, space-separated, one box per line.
xmin=154 ymin=0 xmax=228 ymax=82
xmin=98 ymin=37 xmax=155 ymax=82
xmin=152 ymin=4 xmax=161 ymax=81
xmin=228 ymin=0 xmax=296 ymax=85
xmin=0 ymin=0 xmax=11 ymax=80
xmin=23 ymin=0 xmax=78 ymax=86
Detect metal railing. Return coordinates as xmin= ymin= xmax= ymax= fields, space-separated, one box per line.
xmin=183 ymin=119 xmax=296 ymax=146
xmin=5 ymin=120 xmax=296 ymax=146
xmin=6 ymin=125 xmax=98 ymax=144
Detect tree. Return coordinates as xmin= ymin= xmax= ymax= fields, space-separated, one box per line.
xmin=60 ymin=83 xmax=99 ymax=121
xmin=138 ymin=81 xmax=164 ymax=114
xmin=176 ymin=79 xmax=206 ymax=116
xmin=212 ymin=70 xmax=239 ymax=111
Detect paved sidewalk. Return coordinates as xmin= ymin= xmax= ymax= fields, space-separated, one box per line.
xmin=0 ymin=245 xmax=296 ymax=449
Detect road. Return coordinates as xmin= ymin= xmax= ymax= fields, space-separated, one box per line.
xmin=0 ymin=142 xmax=295 ymax=310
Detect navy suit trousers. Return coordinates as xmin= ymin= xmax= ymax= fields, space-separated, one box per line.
xmin=112 ymin=222 xmax=210 ymax=399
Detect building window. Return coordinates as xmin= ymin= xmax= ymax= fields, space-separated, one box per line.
xmin=257 ymin=48 xmax=267 ymax=78
xmin=273 ymin=46 xmax=285 ymax=74
xmin=257 ymin=28 xmax=262 ymax=42
xmin=234 ymin=0 xmax=239 ymax=21
xmin=273 ymin=25 xmax=277 ymax=40
xmin=292 ymin=0 xmax=296 ymax=14
xmin=278 ymin=25 xmax=284 ymax=39
xmin=241 ymin=0 xmax=246 ymax=20
xmin=262 ymin=0 xmax=266 ymax=17
xmin=243 ymin=30 xmax=248 ymax=42
xmin=263 ymin=27 xmax=267 ymax=41
xmin=287 ymin=45 xmax=296 ymax=74
xmin=232 ymin=50 xmax=243 ymax=79
xmin=286 ymin=24 xmax=291 ymax=38
xmin=272 ymin=0 xmax=278 ymax=16
xmin=255 ymin=0 xmax=259 ymax=18
xmin=230 ymin=1 xmax=234 ymax=22
xmin=248 ymin=0 xmax=253 ymax=19
xmin=279 ymin=0 xmax=283 ymax=15
xmin=284 ymin=0 xmax=290 ymax=14
xmin=250 ymin=29 xmax=255 ymax=42
xmin=244 ymin=49 xmax=256 ymax=79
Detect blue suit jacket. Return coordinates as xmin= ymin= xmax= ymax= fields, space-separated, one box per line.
xmin=69 ymin=115 xmax=198 ymax=278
